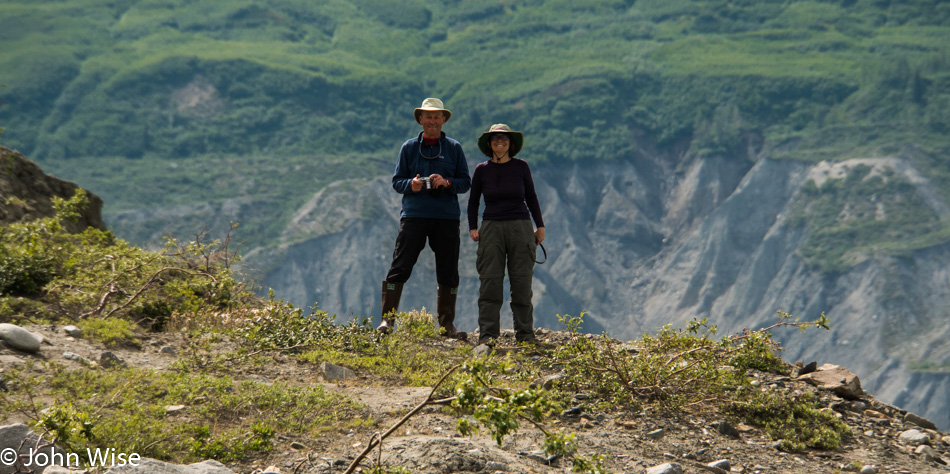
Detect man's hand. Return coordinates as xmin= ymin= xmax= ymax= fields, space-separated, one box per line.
xmin=430 ymin=174 xmax=449 ymax=189
xmin=411 ymin=174 xmax=423 ymax=192
xmin=469 ymin=229 xmax=479 ymax=242
xmin=534 ymin=227 xmax=545 ymax=245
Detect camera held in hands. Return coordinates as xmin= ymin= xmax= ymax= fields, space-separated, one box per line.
xmin=419 ymin=176 xmax=432 ymax=189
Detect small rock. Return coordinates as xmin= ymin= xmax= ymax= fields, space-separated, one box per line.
xmin=752 ymin=465 xmax=771 ymax=471
xmin=473 ymin=344 xmax=493 ymax=357
xmin=165 ymin=405 xmax=187 ymax=415
xmin=711 ymin=421 xmax=741 ymax=439
xmin=63 ymin=352 xmax=92 ymax=364
xmin=246 ymin=375 xmax=271 ymax=385
xmin=523 ymin=450 xmax=554 ymax=465
xmin=903 ymin=412 xmax=938 ymax=431
xmin=708 ymin=459 xmax=731 ymax=471
xmin=529 ymin=374 xmax=563 ymax=390
xmin=0 ymin=323 xmax=43 ymax=353
xmin=859 ymin=466 xmax=878 ymax=474
xmin=63 ymin=325 xmax=82 ymax=338
xmin=561 ymin=407 xmax=583 ymax=417
xmin=290 ymin=442 xmax=306 ymax=450
xmin=319 ymin=362 xmax=355 ymax=382
xmin=898 ymin=429 xmax=930 ymax=446
xmin=797 ymin=361 xmax=818 ymax=376
xmin=646 ymin=462 xmax=683 ymax=474
xmin=485 ymin=461 xmax=505 ymax=471
xmin=646 ymin=429 xmax=665 ymax=439
xmin=915 ymin=445 xmax=938 ymax=462
xmin=99 ymin=352 xmax=127 ymax=369
xmin=159 ymin=346 xmax=177 ymax=355
xmin=864 ymin=409 xmax=888 ymax=420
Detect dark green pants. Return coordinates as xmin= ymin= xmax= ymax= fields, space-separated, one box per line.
xmin=476 ymin=219 xmax=537 ymax=344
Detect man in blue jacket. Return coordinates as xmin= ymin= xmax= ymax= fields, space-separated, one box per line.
xmin=378 ymin=98 xmax=471 ymax=339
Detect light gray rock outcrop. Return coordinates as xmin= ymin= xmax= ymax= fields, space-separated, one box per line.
xmin=103 ymin=459 xmax=235 ymax=473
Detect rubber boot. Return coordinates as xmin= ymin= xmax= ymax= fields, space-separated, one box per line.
xmin=377 ymin=280 xmax=403 ymax=334
xmin=436 ymin=285 xmax=467 ymax=340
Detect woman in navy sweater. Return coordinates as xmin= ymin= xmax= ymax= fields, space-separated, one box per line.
xmin=467 ymin=124 xmax=545 ymax=346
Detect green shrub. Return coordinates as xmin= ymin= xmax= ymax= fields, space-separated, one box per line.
xmin=78 ymin=317 xmax=140 ymax=347
xmin=548 ymin=311 xmax=847 ymax=451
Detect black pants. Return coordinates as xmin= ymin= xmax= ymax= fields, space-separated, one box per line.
xmin=385 ymin=218 xmax=460 ymax=287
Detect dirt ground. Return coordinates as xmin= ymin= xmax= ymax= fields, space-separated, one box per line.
xmin=2 ymin=325 xmax=949 ymax=474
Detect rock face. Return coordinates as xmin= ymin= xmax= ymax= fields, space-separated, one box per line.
xmin=257 ymin=151 xmax=950 ymax=431
xmin=0 ymin=145 xmax=105 ymax=233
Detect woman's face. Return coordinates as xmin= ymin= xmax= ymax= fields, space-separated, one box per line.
xmin=490 ymin=133 xmax=510 ymax=156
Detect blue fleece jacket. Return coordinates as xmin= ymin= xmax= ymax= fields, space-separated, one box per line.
xmin=392 ymin=132 xmax=472 ymax=220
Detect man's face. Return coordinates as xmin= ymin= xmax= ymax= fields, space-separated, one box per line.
xmin=419 ymin=111 xmax=446 ymax=139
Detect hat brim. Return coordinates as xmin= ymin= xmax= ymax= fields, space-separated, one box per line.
xmin=414 ymin=108 xmax=451 ymax=123
xmin=478 ymin=130 xmax=524 ymax=158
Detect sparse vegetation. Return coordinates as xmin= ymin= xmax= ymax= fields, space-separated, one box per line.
xmin=0 ymin=196 xmax=856 ymax=470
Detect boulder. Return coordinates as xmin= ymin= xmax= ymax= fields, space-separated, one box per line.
xmin=796 ymin=363 xmax=863 ymax=399
xmin=0 ymin=324 xmax=43 ymax=353
xmin=898 ymin=429 xmax=931 ymax=446
xmin=903 ymin=412 xmax=938 ymax=430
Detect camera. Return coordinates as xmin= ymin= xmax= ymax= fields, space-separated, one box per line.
xmin=419 ymin=176 xmax=432 ymax=189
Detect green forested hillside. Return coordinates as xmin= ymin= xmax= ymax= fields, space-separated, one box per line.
xmin=2 ymin=0 xmax=950 ymax=269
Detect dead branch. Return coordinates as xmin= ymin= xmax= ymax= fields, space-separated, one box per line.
xmin=344 ymin=365 xmax=463 ymax=474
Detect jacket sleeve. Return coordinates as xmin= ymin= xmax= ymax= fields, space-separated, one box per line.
xmin=467 ymin=165 xmax=482 ymax=230
xmin=449 ymin=143 xmax=472 ymax=194
xmin=392 ymin=142 xmax=415 ymax=195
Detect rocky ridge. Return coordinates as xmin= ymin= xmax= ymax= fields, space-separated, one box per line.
xmin=0 ymin=146 xmax=105 ymax=233
xmin=2 ymin=323 xmax=950 ymax=474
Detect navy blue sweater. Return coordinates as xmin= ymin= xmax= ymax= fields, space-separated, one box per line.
xmin=392 ymin=132 xmax=472 ymax=220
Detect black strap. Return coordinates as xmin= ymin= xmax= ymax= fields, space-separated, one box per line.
xmin=535 ymin=243 xmax=547 ymax=264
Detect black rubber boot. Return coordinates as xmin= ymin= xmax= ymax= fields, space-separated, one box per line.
xmin=437 ymin=285 xmax=467 ymax=340
xmin=377 ymin=280 xmax=403 ymax=334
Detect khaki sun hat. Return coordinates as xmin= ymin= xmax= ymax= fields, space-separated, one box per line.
xmin=414 ymin=98 xmax=451 ymax=124
xmin=477 ymin=123 xmax=524 ymax=157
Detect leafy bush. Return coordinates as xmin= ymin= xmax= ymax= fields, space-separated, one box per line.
xmin=548 ymin=311 xmax=848 ymax=451
xmin=0 ymin=189 xmax=254 ymax=325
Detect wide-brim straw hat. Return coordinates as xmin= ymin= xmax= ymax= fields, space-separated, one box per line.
xmin=477 ymin=123 xmax=524 ymax=157
xmin=414 ymin=98 xmax=451 ymax=124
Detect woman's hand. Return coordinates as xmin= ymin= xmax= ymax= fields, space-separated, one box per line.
xmin=469 ymin=229 xmax=479 ymax=242
xmin=534 ymin=227 xmax=545 ymax=245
